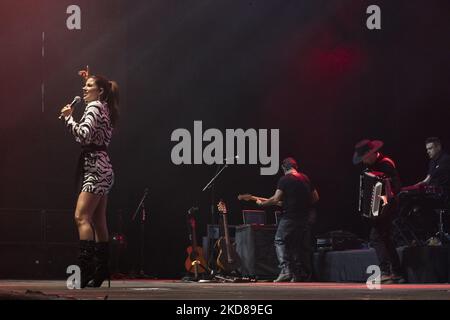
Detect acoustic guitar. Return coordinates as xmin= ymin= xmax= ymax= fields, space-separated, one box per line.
xmin=184 ymin=209 xmax=207 ymax=277
xmin=215 ymin=201 xmax=241 ymax=273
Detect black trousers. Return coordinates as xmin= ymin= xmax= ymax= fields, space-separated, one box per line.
xmin=274 ymin=213 xmax=314 ymax=276
xmin=370 ymin=201 xmax=402 ymax=275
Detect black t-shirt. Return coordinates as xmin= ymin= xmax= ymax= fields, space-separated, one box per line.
xmin=428 ymin=152 xmax=450 ymax=191
xmin=277 ymin=172 xmax=314 ymax=217
xmin=366 ymin=153 xmax=402 ymax=194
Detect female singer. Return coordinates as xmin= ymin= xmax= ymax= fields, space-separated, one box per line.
xmin=60 ymin=68 xmax=119 ymax=288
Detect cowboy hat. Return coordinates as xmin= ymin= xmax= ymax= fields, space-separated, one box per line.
xmin=352 ymin=139 xmax=383 ymax=164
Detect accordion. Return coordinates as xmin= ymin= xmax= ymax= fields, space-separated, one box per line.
xmin=359 ymin=171 xmax=392 ymax=218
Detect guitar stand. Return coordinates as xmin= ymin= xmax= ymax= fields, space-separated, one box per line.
xmin=181 ymin=261 xmax=213 ymax=282
xmin=191 ymin=260 xmax=211 ymax=280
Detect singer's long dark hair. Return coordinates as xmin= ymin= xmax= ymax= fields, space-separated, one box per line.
xmin=90 ymin=75 xmax=120 ymax=127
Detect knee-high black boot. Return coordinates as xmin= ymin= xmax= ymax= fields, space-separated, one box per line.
xmin=87 ymin=242 xmax=110 ymax=288
xmin=78 ymin=240 xmax=95 ymax=288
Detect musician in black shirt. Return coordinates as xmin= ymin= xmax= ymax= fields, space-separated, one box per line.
xmin=398 ymin=137 xmax=450 ymax=243
xmin=257 ymin=157 xmax=319 ymax=282
xmin=353 ymin=139 xmax=405 ymax=283
xmin=415 ymin=137 xmax=450 ymax=197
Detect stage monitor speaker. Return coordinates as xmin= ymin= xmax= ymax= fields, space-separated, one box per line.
xmin=235 ymin=224 xmax=279 ymax=278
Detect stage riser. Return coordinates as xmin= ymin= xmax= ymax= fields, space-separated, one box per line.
xmin=314 ymin=247 xmax=450 ymax=283
xmin=234 ymin=225 xmax=450 ymax=283
xmin=403 ymin=247 xmax=450 ymax=283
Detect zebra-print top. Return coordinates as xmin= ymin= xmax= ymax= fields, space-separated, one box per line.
xmin=64 ymin=100 xmax=114 ymax=195
xmin=65 ymin=100 xmax=113 ymax=147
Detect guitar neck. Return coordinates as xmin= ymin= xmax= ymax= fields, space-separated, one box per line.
xmin=192 ymin=225 xmax=198 ymax=249
xmin=189 ymin=217 xmax=198 ymax=249
xmin=251 ymin=196 xmax=268 ymax=202
xmin=222 ymin=214 xmax=233 ymax=259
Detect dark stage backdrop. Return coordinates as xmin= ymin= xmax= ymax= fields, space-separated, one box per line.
xmin=0 ymin=0 xmax=449 ymax=278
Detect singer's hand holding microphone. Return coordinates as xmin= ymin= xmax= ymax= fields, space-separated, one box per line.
xmin=59 ymin=96 xmax=81 ymax=119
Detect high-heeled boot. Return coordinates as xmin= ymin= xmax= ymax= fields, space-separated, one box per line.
xmin=78 ymin=240 xmax=95 ymax=288
xmin=87 ymin=242 xmax=110 ymax=288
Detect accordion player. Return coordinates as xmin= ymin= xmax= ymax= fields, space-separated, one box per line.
xmin=359 ymin=171 xmax=394 ymax=218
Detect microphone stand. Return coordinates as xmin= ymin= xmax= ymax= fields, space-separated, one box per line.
xmin=131 ymin=188 xmax=152 ymax=278
xmin=202 ymin=163 xmax=229 ymax=225
xmin=202 ymin=162 xmax=230 ymax=273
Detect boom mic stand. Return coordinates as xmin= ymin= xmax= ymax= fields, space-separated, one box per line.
xmin=202 ymin=156 xmax=238 ymax=224
xmin=202 ymin=161 xmax=231 ymax=275
xmin=131 ymin=187 xmax=152 ymax=278
xmin=202 ymin=164 xmax=228 ymax=225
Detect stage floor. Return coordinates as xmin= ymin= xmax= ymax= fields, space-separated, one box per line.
xmin=1 ymin=280 xmax=450 ymax=300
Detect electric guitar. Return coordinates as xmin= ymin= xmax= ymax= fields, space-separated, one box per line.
xmin=238 ymin=194 xmax=283 ymax=206
xmin=215 ymin=201 xmax=241 ymax=273
xmin=237 ymin=194 xmax=269 ymax=202
xmin=184 ymin=209 xmax=207 ymax=276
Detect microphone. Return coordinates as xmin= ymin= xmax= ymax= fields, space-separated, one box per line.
xmin=59 ymin=96 xmax=81 ymax=119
